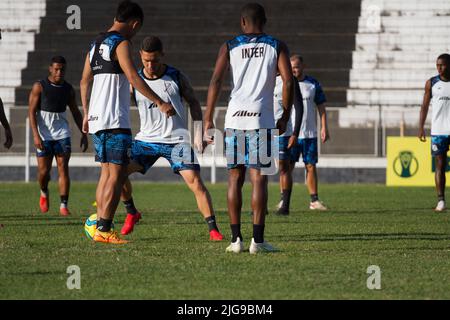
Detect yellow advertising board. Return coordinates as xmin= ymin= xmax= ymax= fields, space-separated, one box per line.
xmin=387 ymin=137 xmax=450 ymax=186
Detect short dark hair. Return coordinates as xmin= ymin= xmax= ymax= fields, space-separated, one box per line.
xmin=115 ymin=0 xmax=144 ymax=24
xmin=241 ymin=3 xmax=267 ymax=27
xmin=437 ymin=53 xmax=450 ymax=65
xmin=141 ymin=36 xmax=163 ymax=53
xmin=290 ymin=54 xmax=304 ymax=63
xmin=50 ymin=56 xmax=66 ymax=65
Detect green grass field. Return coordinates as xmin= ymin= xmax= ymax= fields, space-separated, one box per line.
xmin=0 ymin=182 xmax=449 ymax=300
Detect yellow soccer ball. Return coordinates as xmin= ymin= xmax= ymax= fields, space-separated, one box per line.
xmin=84 ymin=213 xmax=114 ymax=240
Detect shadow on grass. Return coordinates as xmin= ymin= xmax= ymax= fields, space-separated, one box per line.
xmin=276 ymin=232 xmax=450 ymax=242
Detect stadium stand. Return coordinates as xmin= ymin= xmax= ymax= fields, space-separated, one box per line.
xmin=2 ymin=0 xmax=361 ymax=154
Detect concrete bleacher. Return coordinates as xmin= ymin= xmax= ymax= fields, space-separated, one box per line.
xmin=3 ymin=0 xmax=361 ymax=155
xmin=0 ymin=0 xmax=46 ymax=108
xmin=343 ymin=0 xmax=450 ymax=127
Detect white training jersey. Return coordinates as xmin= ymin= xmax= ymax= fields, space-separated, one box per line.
xmin=134 ymin=66 xmax=188 ymax=144
xmin=88 ymin=31 xmax=130 ymax=134
xmin=273 ymin=76 xmax=294 ymax=137
xmin=225 ymin=33 xmax=280 ymax=130
xmin=430 ymin=75 xmax=450 ymax=135
xmin=36 ymin=78 xmax=73 ymax=141
xmin=274 ymin=75 xmax=326 ymax=139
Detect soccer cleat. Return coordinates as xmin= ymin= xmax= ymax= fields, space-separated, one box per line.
xmin=277 ymin=200 xmax=284 ymax=210
xmin=39 ymin=195 xmax=49 ymax=213
xmin=93 ymin=230 xmax=128 ymax=244
xmin=435 ymin=200 xmax=446 ymax=212
xmin=275 ymin=207 xmax=289 ymax=216
xmin=225 ymin=238 xmax=244 ymax=253
xmin=249 ymin=238 xmax=279 ymax=254
xmin=309 ymin=200 xmax=328 ymax=211
xmin=59 ymin=207 xmax=71 ymax=216
xmin=120 ymin=212 xmax=142 ymax=235
xmin=209 ymin=229 xmax=224 ymax=241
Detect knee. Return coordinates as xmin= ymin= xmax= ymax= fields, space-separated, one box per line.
xmin=229 ymin=172 xmax=245 ymax=186
xmin=305 ymin=164 xmax=316 ymax=172
xmin=279 ymin=162 xmax=290 ymax=175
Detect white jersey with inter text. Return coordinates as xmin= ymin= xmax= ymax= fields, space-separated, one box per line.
xmin=225 ymin=34 xmax=280 ymax=130
xmin=88 ymin=31 xmax=131 ymax=134
xmin=430 ymin=75 xmax=450 ymax=135
xmin=134 ymin=66 xmax=188 ymax=144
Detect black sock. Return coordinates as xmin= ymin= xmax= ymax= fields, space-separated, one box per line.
xmin=253 ymin=224 xmax=265 ymax=243
xmin=438 ymin=195 xmax=445 ymax=202
xmin=230 ymin=224 xmax=242 ymax=242
xmin=60 ymin=195 xmax=68 ymax=207
xmin=205 ymin=216 xmax=219 ymax=232
xmin=281 ymin=189 xmax=292 ymax=210
xmin=97 ymin=218 xmax=113 ymax=232
xmin=123 ymin=198 xmax=138 ymax=215
xmin=310 ymin=194 xmax=319 ymax=202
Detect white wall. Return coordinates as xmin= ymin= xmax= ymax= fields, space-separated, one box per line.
xmin=342 ymin=0 xmax=450 ymax=127
xmin=0 ymin=0 xmax=46 ymax=114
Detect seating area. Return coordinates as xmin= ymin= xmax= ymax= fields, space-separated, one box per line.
xmin=1 ymin=0 xmax=361 ymax=153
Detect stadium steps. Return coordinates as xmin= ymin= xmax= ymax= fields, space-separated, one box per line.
xmin=0 ymin=0 xmax=46 ymax=106
xmin=345 ymin=0 xmax=450 ymax=128
xmin=6 ymin=0 xmax=361 ymax=154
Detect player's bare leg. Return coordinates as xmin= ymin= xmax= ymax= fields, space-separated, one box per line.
xmin=37 ymin=155 xmax=53 ymax=213
xmin=225 ymin=166 xmax=246 ymax=252
xmin=249 ymin=168 xmax=278 ymax=253
xmin=55 ymin=154 xmax=71 ymax=216
xmin=435 ymin=154 xmax=446 ymax=211
xmin=94 ymin=163 xmax=128 ymax=244
xmin=180 ymin=169 xmax=223 ymax=240
xmin=277 ymin=159 xmax=293 ymax=215
xmin=306 ymin=164 xmax=327 ymax=210
xmin=120 ymin=161 xmax=145 ymax=235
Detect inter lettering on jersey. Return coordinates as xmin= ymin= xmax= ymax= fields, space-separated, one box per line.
xmin=225 ymin=34 xmax=280 ymax=130
xmin=134 ymin=66 xmax=189 ymax=144
xmin=88 ymin=31 xmax=130 ymax=134
xmin=430 ymin=75 xmax=450 ymax=135
xmin=36 ymin=78 xmax=72 ymax=141
xmin=274 ymin=75 xmax=326 ymax=138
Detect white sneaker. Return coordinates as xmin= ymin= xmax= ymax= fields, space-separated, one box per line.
xmin=435 ymin=200 xmax=446 ymax=212
xmin=249 ymin=238 xmax=279 ymax=254
xmin=277 ymin=200 xmax=284 ymax=210
xmin=309 ymin=200 xmax=328 ymax=211
xmin=225 ymin=238 xmax=244 ymax=253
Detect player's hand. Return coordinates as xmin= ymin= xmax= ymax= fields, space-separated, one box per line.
xmin=80 ymin=133 xmax=88 ymax=152
xmin=194 ymin=131 xmax=206 ymax=153
xmin=321 ymin=127 xmax=330 ymax=143
xmin=276 ymin=117 xmax=288 ymax=136
xmin=82 ymin=115 xmax=89 ymax=134
xmin=287 ymin=135 xmax=298 ymax=149
xmin=3 ymin=127 xmax=13 ymax=149
xmin=158 ymin=102 xmax=176 ymax=118
xmin=418 ymin=127 xmax=426 ymax=142
xmin=203 ymin=120 xmax=215 ymax=145
xmin=34 ymin=136 xmax=43 ymax=150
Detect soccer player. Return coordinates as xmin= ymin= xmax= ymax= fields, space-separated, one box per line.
xmin=275 ymin=55 xmax=330 ymax=214
xmin=0 ymin=97 xmax=13 ymax=149
xmin=80 ymin=1 xmax=174 ymax=244
xmin=204 ymin=3 xmax=294 ymax=254
xmin=273 ymin=67 xmax=304 ymax=215
xmin=28 ymin=56 xmax=88 ymax=216
xmin=119 ymin=36 xmax=223 ymax=241
xmin=418 ymin=53 xmax=450 ymax=212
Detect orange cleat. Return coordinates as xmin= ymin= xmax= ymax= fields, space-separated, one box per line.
xmin=121 ymin=212 xmax=142 ymax=235
xmin=60 ymin=207 xmax=71 ymax=216
xmin=93 ymin=230 xmax=128 ymax=244
xmin=39 ymin=196 xmax=49 ymax=213
xmin=209 ymin=229 xmax=224 ymax=241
